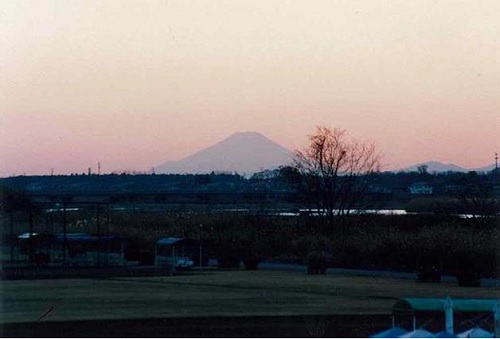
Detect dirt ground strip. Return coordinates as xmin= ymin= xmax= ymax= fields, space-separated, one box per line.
xmin=1 ymin=315 xmax=392 ymax=337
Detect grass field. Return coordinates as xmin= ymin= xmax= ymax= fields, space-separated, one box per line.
xmin=1 ymin=269 xmax=497 ymax=325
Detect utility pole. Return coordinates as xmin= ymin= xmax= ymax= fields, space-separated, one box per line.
xmin=96 ymin=204 xmax=100 ymax=267
xmin=63 ymin=202 xmax=67 ymax=266
xmin=106 ymin=205 xmax=110 ymax=266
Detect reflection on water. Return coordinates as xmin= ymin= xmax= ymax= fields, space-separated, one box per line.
xmin=43 ymin=206 xmax=489 ymax=219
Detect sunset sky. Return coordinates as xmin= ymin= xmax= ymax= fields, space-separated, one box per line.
xmin=1 ymin=0 xmax=498 ymax=176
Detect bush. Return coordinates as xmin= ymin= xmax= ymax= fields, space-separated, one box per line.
xmin=448 ymin=254 xmax=483 ymax=287
xmin=216 ymin=243 xmax=242 ymax=269
xmin=416 ymin=255 xmax=443 ymax=283
xmin=307 ymin=250 xmax=332 ymax=275
xmin=243 ymin=253 xmax=260 ymax=270
xmin=292 ymin=235 xmax=333 ymax=259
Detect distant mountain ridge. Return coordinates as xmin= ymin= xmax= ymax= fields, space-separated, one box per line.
xmin=155 ymin=132 xmax=495 ymax=175
xmin=155 ymin=132 xmax=293 ymax=175
xmin=396 ymin=161 xmax=496 ymax=173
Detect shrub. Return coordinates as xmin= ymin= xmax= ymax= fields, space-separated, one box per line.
xmin=416 ymin=255 xmax=443 ymax=283
xmin=243 ymin=252 xmax=260 ymax=270
xmin=307 ymin=250 xmax=332 ymax=275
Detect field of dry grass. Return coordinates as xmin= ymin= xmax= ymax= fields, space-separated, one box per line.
xmin=1 ymin=269 xmax=497 ymax=325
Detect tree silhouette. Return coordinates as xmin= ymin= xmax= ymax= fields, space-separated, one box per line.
xmin=455 ymin=171 xmax=497 ymax=218
xmin=293 ymin=126 xmax=380 ymax=230
xmin=1 ymin=186 xmax=40 ymax=261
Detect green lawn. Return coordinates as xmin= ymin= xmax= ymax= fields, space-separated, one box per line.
xmin=1 ymin=270 xmax=497 ymax=324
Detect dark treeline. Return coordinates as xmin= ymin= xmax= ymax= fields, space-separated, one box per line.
xmin=0 ymin=172 xmax=248 ymax=194
xmin=1 ymin=168 xmax=499 ymax=213
xmin=1 ymin=167 xmax=498 ymax=192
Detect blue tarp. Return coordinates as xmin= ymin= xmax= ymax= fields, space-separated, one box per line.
xmin=399 ymin=329 xmax=434 ymax=338
xmin=434 ymin=331 xmax=458 ymax=338
xmin=370 ymin=327 xmax=408 ymax=338
xmin=457 ymin=328 xmax=493 ymax=338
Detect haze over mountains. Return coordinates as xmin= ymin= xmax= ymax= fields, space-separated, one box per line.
xmin=155 ymin=132 xmax=495 ymax=175
xmin=397 ymin=161 xmax=496 ymax=173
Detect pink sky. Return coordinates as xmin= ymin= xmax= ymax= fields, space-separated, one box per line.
xmin=1 ymin=0 xmax=498 ymax=176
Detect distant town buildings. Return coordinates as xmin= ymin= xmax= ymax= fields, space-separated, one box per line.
xmin=409 ymin=182 xmax=433 ymax=195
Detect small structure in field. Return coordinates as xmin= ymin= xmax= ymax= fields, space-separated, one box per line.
xmin=155 ymin=237 xmax=202 ymax=271
xmin=17 ymin=232 xmax=125 ymax=267
xmin=53 ymin=233 xmax=125 ymax=266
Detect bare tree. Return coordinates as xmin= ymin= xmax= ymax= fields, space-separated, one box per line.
xmin=293 ymin=126 xmax=380 ymax=227
xmin=454 ymin=171 xmax=498 ymax=219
